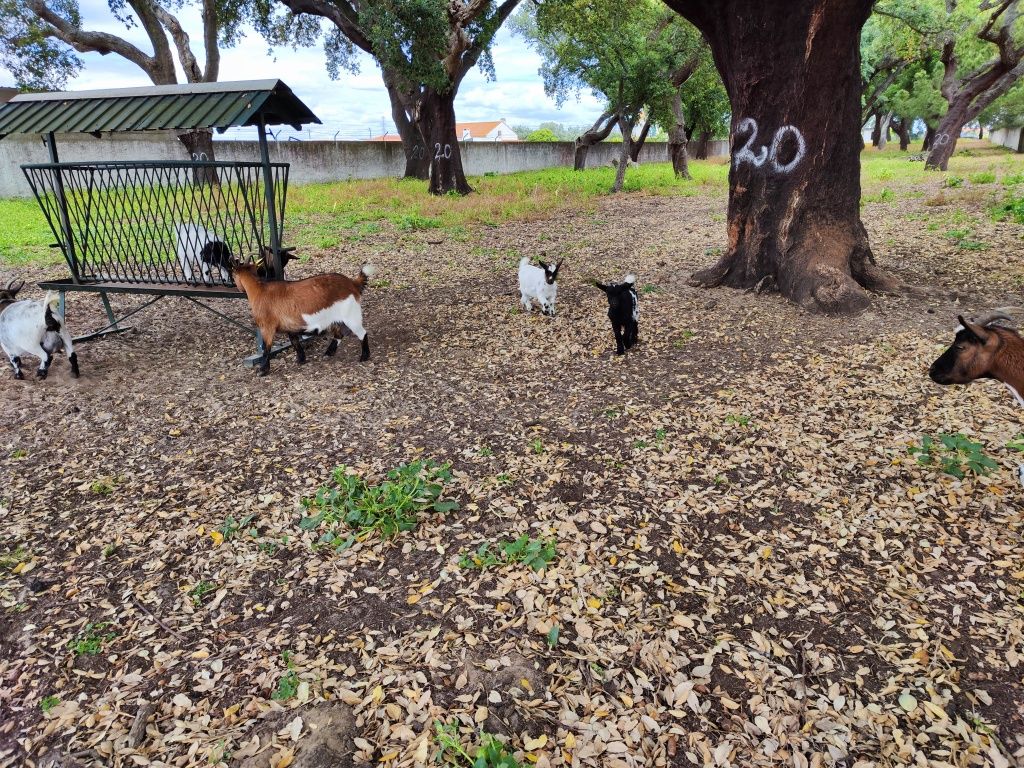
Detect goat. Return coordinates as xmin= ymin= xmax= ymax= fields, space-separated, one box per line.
xmin=174 ymin=223 xmax=231 ymax=283
xmin=231 ymin=261 xmax=375 ymax=376
xmin=595 ymin=274 xmax=639 ymax=355
xmin=0 ymin=279 xmax=25 ymax=309
xmin=930 ymin=310 xmax=1024 ymax=487
xmin=253 ymin=246 xmax=297 ymax=280
xmin=518 ymin=257 xmax=562 ymax=316
xmin=0 ymin=291 xmax=79 ymax=380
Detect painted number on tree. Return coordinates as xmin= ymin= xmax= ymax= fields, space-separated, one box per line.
xmin=411 ymin=145 xmax=426 ymax=159
xmin=733 ymin=118 xmax=806 ymax=174
xmin=191 ymin=152 xmax=209 ymax=161
xmin=434 ymin=143 xmax=452 ymax=160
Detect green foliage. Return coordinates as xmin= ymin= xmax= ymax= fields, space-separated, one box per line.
xmin=89 ymin=477 xmax=117 ymax=495
xmin=908 ymin=434 xmax=998 ymax=479
xmin=9 ymin=448 xmax=27 ymax=459
xmin=299 ymin=460 xmax=458 ymax=549
xmin=546 ymin=624 xmax=560 ymax=648
xmin=944 ymin=228 xmax=987 ymax=250
xmin=944 ymin=175 xmax=964 ymax=188
xmin=969 ymin=171 xmax=996 ymax=184
xmin=1007 ymin=434 xmax=1024 ymax=452
xmin=530 ymin=439 xmax=544 ymax=454
xmin=526 ymin=128 xmax=560 ymax=142
xmin=272 ymin=651 xmax=300 ymax=701
xmin=69 ymin=622 xmax=116 ymax=656
xmin=0 ymin=545 xmax=29 ymax=571
xmin=218 ymin=514 xmax=257 ymax=542
xmin=188 ymin=580 xmax=218 ymax=606
xmin=0 ymin=0 xmax=82 ymax=90
xmin=40 ymin=695 xmax=60 ymax=713
xmin=991 ymin=188 xmax=1024 ymax=224
xmin=433 ymin=721 xmax=523 ymax=768
xmin=458 ymin=536 xmax=557 ymax=571
xmin=725 ymin=414 xmax=751 ymax=427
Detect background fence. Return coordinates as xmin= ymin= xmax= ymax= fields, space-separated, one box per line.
xmin=0 ymin=132 xmax=729 ymax=198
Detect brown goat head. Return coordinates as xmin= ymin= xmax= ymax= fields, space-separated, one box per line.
xmin=929 ymin=315 xmax=1007 ymax=385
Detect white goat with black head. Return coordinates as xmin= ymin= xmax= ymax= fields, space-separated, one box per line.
xmin=595 ymin=274 xmax=639 ymax=355
xmin=0 ymin=291 xmax=79 ymax=380
xmin=0 ymin=279 xmax=25 ymax=310
xmin=518 ymin=257 xmax=562 ymax=316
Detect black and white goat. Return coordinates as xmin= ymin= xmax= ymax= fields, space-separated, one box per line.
xmin=0 ymin=291 xmax=79 ymax=380
xmin=595 ymin=274 xmax=639 ymax=355
xmin=518 ymin=257 xmax=562 ymax=316
xmin=0 ymin=278 xmax=25 ymax=309
xmin=174 ymin=223 xmax=232 ymax=283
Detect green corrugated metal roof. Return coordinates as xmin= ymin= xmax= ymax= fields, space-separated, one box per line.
xmin=0 ymin=80 xmax=320 ymax=139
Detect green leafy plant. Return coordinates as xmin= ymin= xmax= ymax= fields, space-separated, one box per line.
xmin=299 ymin=460 xmax=458 ymax=549
xmin=640 ymin=284 xmax=660 ymax=294
xmin=725 ymin=414 xmax=751 ymax=427
xmin=530 ymin=439 xmax=544 ymax=454
xmin=478 ymin=446 xmax=494 ymax=457
xmin=992 ymin=189 xmax=1024 ymax=224
xmin=272 ymin=651 xmax=300 ymax=701
xmin=89 ymin=477 xmax=117 ymax=495
xmin=40 ymin=695 xmax=60 ymax=713
xmin=674 ymin=330 xmax=696 ymax=347
xmin=945 ymin=228 xmax=987 ymax=251
xmin=944 ymin=175 xmax=964 ymax=188
xmin=969 ymin=170 xmax=996 ymax=184
xmin=908 ymin=434 xmax=999 ymax=479
xmin=188 ymin=580 xmax=217 ymax=606
xmin=433 ymin=720 xmax=523 ymax=767
xmin=9 ymin=448 xmax=27 ymax=459
xmin=0 ymin=545 xmax=30 ymax=571
xmin=458 ymin=536 xmax=557 ymax=572
xmin=69 ymin=622 xmax=116 ymax=656
xmin=1007 ymin=434 xmax=1024 ymax=452
xmin=218 ymin=514 xmax=257 ymax=541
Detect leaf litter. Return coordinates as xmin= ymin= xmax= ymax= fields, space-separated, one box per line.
xmin=1 ymin=165 xmax=1023 ymax=767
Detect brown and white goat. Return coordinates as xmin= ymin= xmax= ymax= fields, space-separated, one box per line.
xmin=231 ymin=260 xmax=374 ymax=376
xmin=929 ymin=311 xmax=1024 ymax=408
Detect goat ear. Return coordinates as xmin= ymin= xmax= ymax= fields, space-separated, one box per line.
xmin=959 ymin=315 xmax=989 ymax=343
xmin=595 ymin=282 xmax=610 ymax=292
xmin=537 ymin=260 xmax=549 ymax=271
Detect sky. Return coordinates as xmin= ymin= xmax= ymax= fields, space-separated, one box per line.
xmin=0 ymin=0 xmax=606 ymax=141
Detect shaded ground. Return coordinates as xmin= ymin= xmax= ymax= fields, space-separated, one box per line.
xmin=1 ymin=148 xmax=1023 ymax=768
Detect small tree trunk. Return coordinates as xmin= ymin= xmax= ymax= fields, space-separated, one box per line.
xmin=574 ymin=111 xmax=617 ymax=170
xmin=178 ymin=130 xmax=219 ymax=185
xmin=669 ymin=91 xmax=691 ymax=179
xmin=870 ymin=112 xmax=882 ymax=148
xmin=893 ymin=118 xmax=910 ymax=151
xmin=612 ymin=115 xmax=635 ymax=193
xmin=925 ymin=106 xmax=967 ymax=171
xmin=692 ymin=129 xmax=711 ymax=159
xmin=630 ymin=117 xmax=651 ymax=163
xmin=665 ymin=0 xmax=895 ymax=314
xmin=417 ymin=89 xmax=471 ymax=195
xmin=877 ymin=112 xmax=891 ymax=150
xmin=922 ymin=125 xmax=936 ymax=151
xmin=978 ymin=124 xmax=983 ymax=139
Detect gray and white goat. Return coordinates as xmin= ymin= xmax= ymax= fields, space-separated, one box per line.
xmin=0 ymin=291 xmax=79 ymax=379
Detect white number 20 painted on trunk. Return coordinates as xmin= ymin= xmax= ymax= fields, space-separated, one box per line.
xmin=733 ymin=118 xmax=806 ymax=174
xmin=434 ymin=143 xmax=452 ymax=160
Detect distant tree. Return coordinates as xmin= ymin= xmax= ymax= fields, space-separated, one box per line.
xmin=263 ymin=0 xmax=520 ymax=193
xmin=525 ymin=127 xmax=560 ymax=141
xmin=664 ymin=0 xmax=899 ymax=315
xmin=888 ymin=62 xmax=948 ymax=149
xmin=0 ymin=0 xmax=243 ymax=175
xmin=980 ymin=78 xmax=1024 ymax=131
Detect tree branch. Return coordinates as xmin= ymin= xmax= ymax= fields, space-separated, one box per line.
xmin=276 ymin=0 xmax=373 ymax=54
xmin=153 ymin=5 xmax=202 ymax=82
xmin=126 ymin=0 xmax=176 ymax=83
xmin=456 ymin=0 xmax=521 ymax=86
xmin=202 ymin=0 xmax=219 ymax=82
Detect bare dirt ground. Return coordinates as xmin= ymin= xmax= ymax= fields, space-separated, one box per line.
xmin=1 ymin=161 xmax=1023 ymax=768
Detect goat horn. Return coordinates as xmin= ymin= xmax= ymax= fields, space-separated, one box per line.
xmin=971 ymin=309 xmax=1018 ymax=329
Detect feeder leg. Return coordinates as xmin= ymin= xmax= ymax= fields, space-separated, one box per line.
xmin=99 ymin=292 xmax=117 ymax=329
xmin=58 ymin=291 xmax=65 ymax=317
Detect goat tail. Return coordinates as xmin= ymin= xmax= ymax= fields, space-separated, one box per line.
xmin=624 ymin=274 xmax=637 ymax=284
xmin=43 ymin=291 xmax=60 ymax=312
xmin=354 ymin=263 xmax=376 ymax=290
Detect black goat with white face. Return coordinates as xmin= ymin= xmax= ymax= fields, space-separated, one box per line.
xmin=595 ymin=274 xmax=639 ymax=355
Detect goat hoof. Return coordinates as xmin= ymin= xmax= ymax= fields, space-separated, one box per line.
xmin=13 ymin=371 xmax=23 ymax=380
xmin=257 ymin=368 xmax=269 ymax=377
xmin=37 ymin=369 xmax=48 ymax=380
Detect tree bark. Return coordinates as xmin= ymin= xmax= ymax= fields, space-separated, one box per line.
xmin=612 ymin=115 xmax=635 ymax=193
xmin=870 ymin=112 xmax=882 ymax=148
xmin=877 ymin=112 xmax=891 ymax=150
xmin=418 ymin=89 xmax=470 ymax=196
xmin=574 ymin=111 xmax=617 ymax=170
xmin=383 ymin=73 xmax=430 ymax=179
xmin=664 ymin=0 xmax=896 ymax=315
xmin=178 ymin=130 xmax=219 ymax=185
xmin=630 ymin=117 xmax=651 ymax=163
xmin=692 ymin=129 xmax=711 ymax=159
xmin=922 ymin=124 xmax=936 ymax=151
xmin=978 ymin=124 xmax=983 ymax=139
xmin=669 ymin=91 xmax=691 ymax=179
xmin=892 ymin=117 xmax=910 ymax=151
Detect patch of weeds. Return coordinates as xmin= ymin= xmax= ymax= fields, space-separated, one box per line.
xmin=969 ymin=170 xmax=996 ymax=184
xmin=1003 ymin=172 xmax=1024 ymax=185
xmin=0 ymin=546 xmax=29 ymax=571
xmin=725 ymin=414 xmax=751 ymax=427
xmin=603 ymin=407 xmax=619 ymax=419
xmin=944 ymin=175 xmax=964 ymax=188
xmin=654 ymin=428 xmax=667 ymax=443
xmin=272 ymin=651 xmax=300 ymax=702
xmin=299 ymin=460 xmax=458 ymax=550
xmin=478 ymin=446 xmax=494 ymax=458
xmin=865 ymin=188 xmax=896 ymax=203
xmin=547 ymin=624 xmax=560 ymax=648
xmin=530 ymin=439 xmax=544 ymax=455
xmin=908 ymin=433 xmax=998 ymax=479
xmin=69 ymin=622 xmax=116 ymax=656
xmin=494 ymin=473 xmax=513 ymax=487
xmin=89 ymin=477 xmax=117 ymax=495
xmin=433 ymin=720 xmax=523 ymax=767
xmin=188 ymin=580 xmax=217 ymax=606
xmin=1007 ymin=434 xmax=1024 ymax=452
xmin=9 ymin=448 xmax=26 ymax=459
xmin=218 ymin=514 xmax=257 ymax=542
xmin=393 ymin=213 xmax=441 ymax=231
xmin=633 ymin=439 xmax=648 ymax=450
xmin=100 ymin=542 xmax=120 ymax=560
xmin=458 ymin=536 xmax=557 ymax=572
xmin=640 ymin=285 xmax=661 ymax=294
xmin=713 ymin=475 xmax=729 ymax=487
xmin=991 ymin=188 xmax=1024 ymax=224
xmin=674 ymin=330 xmax=696 ymax=348
xmin=39 ymin=695 xmax=60 ymax=713
xmin=945 ymin=228 xmax=988 ymax=251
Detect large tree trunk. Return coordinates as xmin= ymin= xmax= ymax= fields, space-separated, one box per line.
xmin=384 ymin=77 xmax=430 ymax=180
xmin=669 ymin=91 xmax=691 ymax=179
xmin=178 ymin=130 xmax=219 ymax=185
xmin=612 ymin=115 xmax=635 ymax=193
xmin=665 ymin=0 xmax=896 ymax=314
xmin=417 ymin=89 xmax=470 ymax=196
xmin=922 ymin=124 xmax=936 ymax=151
xmin=692 ymin=129 xmax=712 ymax=159
xmin=925 ymin=106 xmax=967 ymax=171
xmin=574 ymin=111 xmax=617 ymax=170
xmin=630 ymin=117 xmax=651 ymax=163
xmin=892 ymin=117 xmax=910 ymax=151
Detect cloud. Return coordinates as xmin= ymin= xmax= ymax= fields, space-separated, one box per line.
xmin=0 ymin=11 xmax=606 ymax=138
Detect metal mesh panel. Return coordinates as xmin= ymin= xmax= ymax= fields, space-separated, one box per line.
xmin=22 ymin=161 xmax=289 ymax=286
